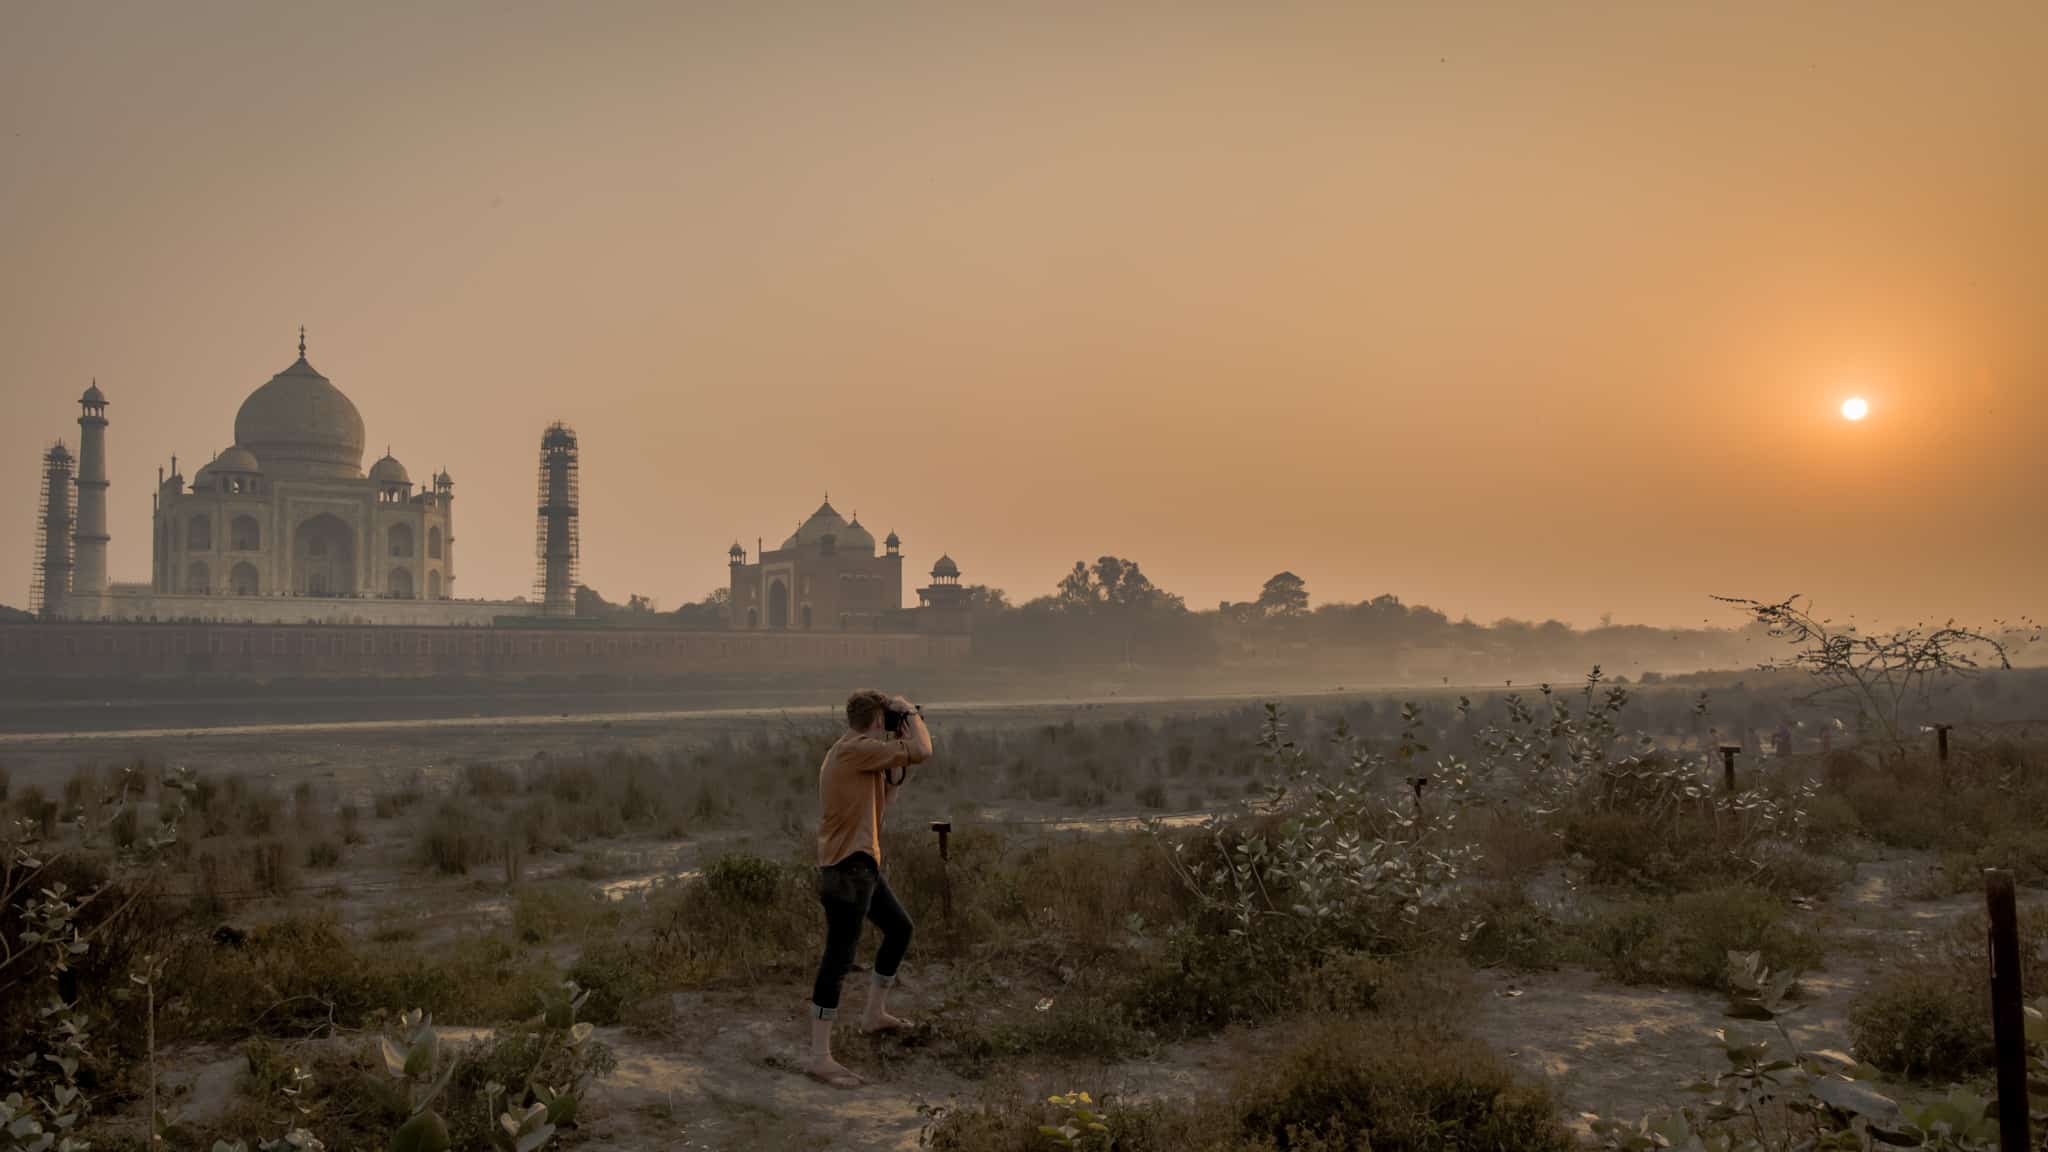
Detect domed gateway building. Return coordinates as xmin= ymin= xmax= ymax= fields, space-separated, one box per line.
xmin=726 ymin=498 xmax=906 ymax=631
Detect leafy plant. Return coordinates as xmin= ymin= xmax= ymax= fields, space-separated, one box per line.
xmin=1037 ymin=1091 xmax=1112 ymax=1150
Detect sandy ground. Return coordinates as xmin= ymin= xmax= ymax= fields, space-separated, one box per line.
xmin=46 ymin=699 xmax=2022 ymax=1149
xmin=137 ymin=849 xmax=2004 ymax=1151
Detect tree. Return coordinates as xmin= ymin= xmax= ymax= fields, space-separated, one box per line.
xmin=1054 ymin=557 xmax=1178 ymax=612
xmin=1255 ymin=571 xmax=1309 ymax=617
xmin=961 ymin=585 xmax=1010 ymax=612
xmin=670 ymin=587 xmax=730 ymax=629
xmin=1716 ymin=594 xmax=2024 ymax=753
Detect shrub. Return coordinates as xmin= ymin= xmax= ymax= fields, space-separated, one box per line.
xmin=567 ymin=938 xmax=650 ymax=1026
xmin=1581 ymin=885 xmax=1821 ymax=990
xmin=927 ymin=1013 xmax=1566 ymax=1152
xmin=249 ymin=838 xmax=300 ymax=895
xmin=373 ymin=775 xmax=425 ymax=820
xmin=461 ymin=760 xmax=520 ymax=797
xmin=305 ymin=838 xmax=343 ymax=869
xmin=1290 ymin=950 xmax=1393 ymax=1015
xmin=1460 ymin=885 xmax=1566 ymax=971
xmin=701 ymin=853 xmax=786 ymax=906
xmin=1564 ymin=809 xmax=1686 ymax=887
xmin=1234 ymin=1018 xmax=1571 ymax=1152
xmin=418 ymin=799 xmax=482 ymax=875
xmin=338 ymin=802 xmax=364 ymax=844
xmin=645 ymin=854 xmax=815 ymax=987
xmin=1849 ymin=963 xmax=1986 ymax=1077
xmin=1849 ymin=910 xmax=2048 ymax=1078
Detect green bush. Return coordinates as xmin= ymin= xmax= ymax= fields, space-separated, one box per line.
xmin=567 ymin=938 xmax=650 ymax=1026
xmin=1235 ymin=1018 xmax=1571 ymax=1152
xmin=1581 ymin=885 xmax=1821 ymax=990
xmin=702 ymin=852 xmax=787 ymax=906
xmin=1849 ymin=911 xmax=2048 ymax=1078
xmin=1849 ymin=964 xmax=1986 ymax=1078
xmin=927 ymin=1015 xmax=1568 ymax=1152
xmin=418 ymin=799 xmax=483 ymax=875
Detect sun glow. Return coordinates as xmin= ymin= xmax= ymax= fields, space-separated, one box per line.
xmin=1841 ymin=396 xmax=1870 ymax=422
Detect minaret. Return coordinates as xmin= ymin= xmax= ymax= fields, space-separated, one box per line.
xmin=72 ymin=383 xmax=111 ymax=606
xmin=32 ymin=443 xmax=75 ymax=618
xmin=435 ymin=469 xmax=456 ymax=599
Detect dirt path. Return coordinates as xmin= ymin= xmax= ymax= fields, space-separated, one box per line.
xmin=1471 ymin=851 xmax=2000 ymax=1128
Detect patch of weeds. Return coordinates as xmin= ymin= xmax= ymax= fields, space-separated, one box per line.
xmin=1581 ymin=884 xmax=1822 ymax=991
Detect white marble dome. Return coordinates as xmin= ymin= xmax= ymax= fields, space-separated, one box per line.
xmin=233 ymin=350 xmax=365 ymax=479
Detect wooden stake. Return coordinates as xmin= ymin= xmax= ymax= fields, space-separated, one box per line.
xmin=930 ymin=821 xmax=954 ymax=923
xmin=1718 ymin=745 xmax=1741 ymax=793
xmin=1986 ymin=868 xmax=2029 ymax=1152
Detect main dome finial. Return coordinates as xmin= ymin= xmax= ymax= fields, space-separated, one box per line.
xmin=298 ymin=325 xmax=307 ymax=358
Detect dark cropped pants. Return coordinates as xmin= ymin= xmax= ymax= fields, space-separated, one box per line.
xmin=811 ymin=852 xmax=913 ymax=1019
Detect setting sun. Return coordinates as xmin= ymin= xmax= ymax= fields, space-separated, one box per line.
xmin=1841 ymin=397 xmax=1870 ymax=422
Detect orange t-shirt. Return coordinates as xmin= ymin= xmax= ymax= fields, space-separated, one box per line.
xmin=817 ymin=733 xmax=914 ymax=867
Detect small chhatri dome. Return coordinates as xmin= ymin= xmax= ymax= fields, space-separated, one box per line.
xmin=207 ymin=445 xmax=261 ymax=474
xmin=884 ymin=530 xmax=901 ymax=548
xmin=781 ymin=498 xmax=850 ymax=550
xmin=369 ymin=451 xmax=411 ymax=486
xmin=728 ymin=540 xmax=746 ymax=559
xmin=234 ymin=331 xmax=367 ymax=479
xmin=840 ymin=515 xmax=876 ymax=554
xmin=81 ymin=381 xmax=107 ymax=406
xmin=932 ymin=554 xmax=960 ymax=578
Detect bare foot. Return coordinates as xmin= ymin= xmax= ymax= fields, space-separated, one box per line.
xmin=860 ymin=1011 xmax=914 ymax=1034
xmin=804 ymin=1056 xmax=863 ymax=1088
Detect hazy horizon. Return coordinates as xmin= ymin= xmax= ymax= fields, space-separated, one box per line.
xmin=4 ymin=2 xmax=2042 ymax=628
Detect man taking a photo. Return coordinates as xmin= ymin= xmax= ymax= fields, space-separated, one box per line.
xmin=807 ymin=689 xmax=931 ymax=1087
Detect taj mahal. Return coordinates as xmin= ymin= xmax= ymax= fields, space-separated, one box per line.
xmin=33 ymin=331 xmax=542 ymax=626
xmin=157 ymin=329 xmax=457 ymax=604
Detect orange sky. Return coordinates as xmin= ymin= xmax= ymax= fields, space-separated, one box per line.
xmin=3 ymin=2 xmax=2042 ymax=627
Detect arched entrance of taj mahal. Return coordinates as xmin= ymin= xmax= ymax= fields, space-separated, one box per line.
xmin=294 ymin=513 xmax=356 ymax=597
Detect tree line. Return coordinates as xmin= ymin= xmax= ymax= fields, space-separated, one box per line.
xmin=576 ymin=557 xmax=1785 ymax=679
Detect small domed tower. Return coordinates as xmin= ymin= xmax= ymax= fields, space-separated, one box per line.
xmin=918 ymin=553 xmax=969 ymax=614
xmin=370 ymin=450 xmax=412 ymax=503
xmin=884 ymin=530 xmax=901 ymax=558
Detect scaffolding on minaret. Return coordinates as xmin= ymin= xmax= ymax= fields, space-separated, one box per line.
xmin=535 ymin=422 xmax=580 ymax=615
xmin=31 ymin=442 xmax=75 ymax=617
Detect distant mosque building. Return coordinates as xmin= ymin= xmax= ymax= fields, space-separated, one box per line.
xmin=35 ymin=331 xmax=541 ymax=626
xmin=727 ymin=499 xmax=904 ymax=631
xmin=724 ymin=498 xmax=976 ymax=633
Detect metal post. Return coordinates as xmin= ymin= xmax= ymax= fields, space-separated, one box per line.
xmin=1719 ymin=744 xmax=1740 ymax=793
xmin=930 ymin=821 xmax=953 ymax=923
xmin=1987 ymin=868 xmax=2029 ymax=1152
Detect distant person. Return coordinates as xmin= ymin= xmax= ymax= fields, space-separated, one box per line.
xmin=806 ymin=689 xmax=932 ymax=1087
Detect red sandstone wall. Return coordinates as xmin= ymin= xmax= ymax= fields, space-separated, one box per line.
xmin=0 ymin=622 xmax=971 ymax=680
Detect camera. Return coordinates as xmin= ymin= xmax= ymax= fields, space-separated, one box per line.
xmin=883 ymin=704 xmax=921 ymax=735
